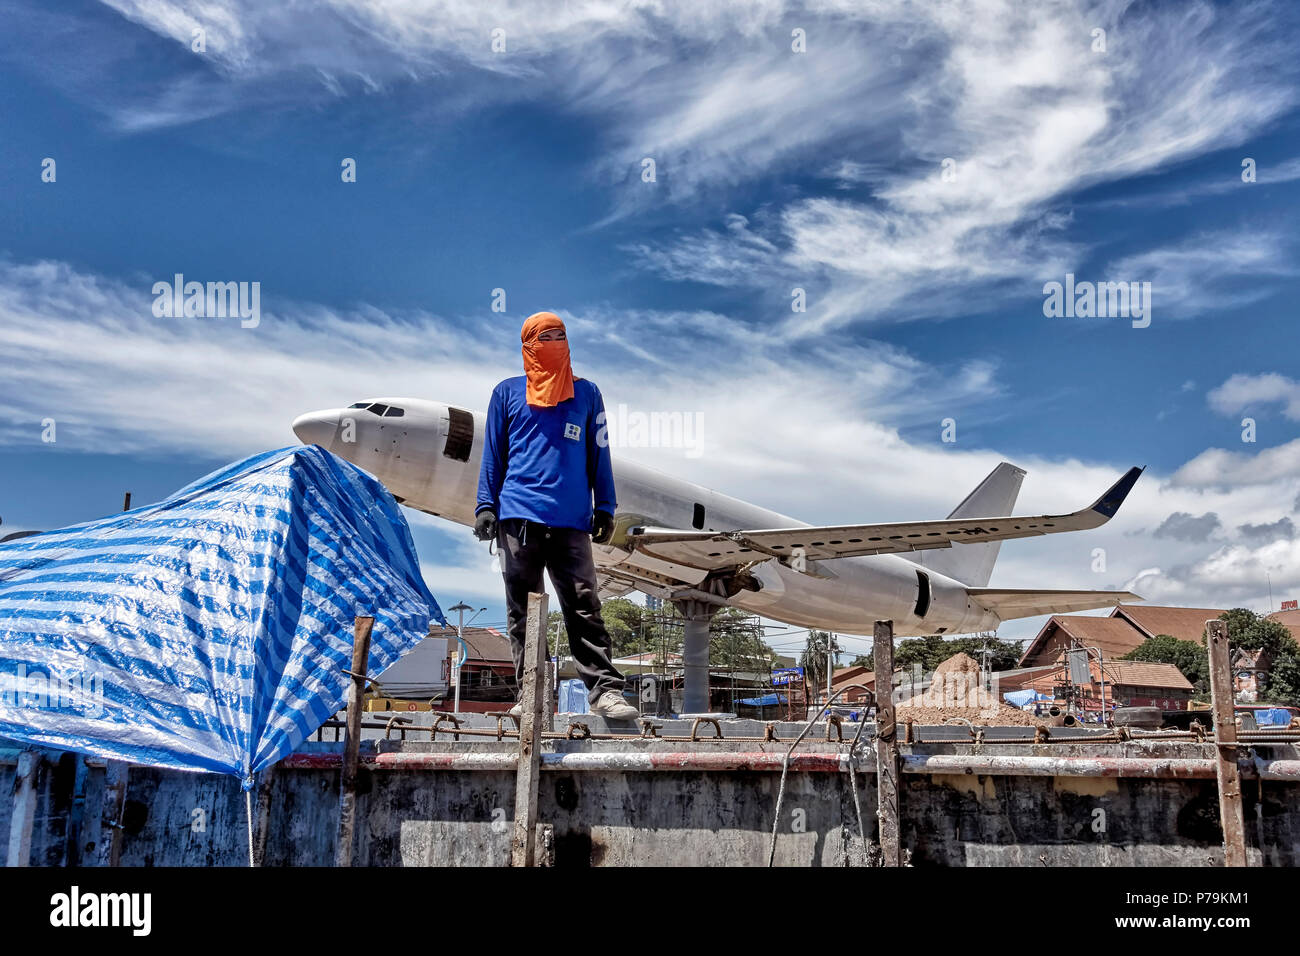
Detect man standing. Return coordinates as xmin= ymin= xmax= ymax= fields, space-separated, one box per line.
xmin=475 ymin=311 xmax=638 ymax=720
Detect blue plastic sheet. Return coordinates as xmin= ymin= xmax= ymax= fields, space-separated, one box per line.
xmin=0 ymin=445 xmax=445 ymax=785
xmin=558 ymin=678 xmax=590 ymax=714
xmin=737 ymin=693 xmax=786 ymax=707
xmin=1252 ymin=707 xmax=1295 ymax=727
xmin=1003 ymin=689 xmax=1049 ymax=708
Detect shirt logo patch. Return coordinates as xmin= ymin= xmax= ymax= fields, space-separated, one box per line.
xmin=564 ymin=423 xmax=581 ymax=441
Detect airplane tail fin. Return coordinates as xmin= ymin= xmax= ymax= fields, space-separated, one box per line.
xmin=912 ymin=462 xmax=1025 ymax=587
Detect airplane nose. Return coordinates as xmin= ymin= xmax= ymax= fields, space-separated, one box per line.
xmin=292 ymin=409 xmax=339 ymax=448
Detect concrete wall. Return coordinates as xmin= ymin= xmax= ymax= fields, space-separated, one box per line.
xmin=6 ymin=735 xmax=1298 ymax=867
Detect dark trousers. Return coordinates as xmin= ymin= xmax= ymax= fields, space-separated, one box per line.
xmin=498 ymin=518 xmax=625 ymax=706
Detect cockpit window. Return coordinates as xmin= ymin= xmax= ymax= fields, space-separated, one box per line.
xmin=346 ymin=401 xmax=403 ymax=417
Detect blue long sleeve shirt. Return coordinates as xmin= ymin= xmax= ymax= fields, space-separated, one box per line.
xmin=476 ymin=376 xmax=617 ymax=533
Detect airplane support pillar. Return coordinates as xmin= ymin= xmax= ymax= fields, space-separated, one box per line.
xmin=675 ymin=599 xmax=717 ymax=715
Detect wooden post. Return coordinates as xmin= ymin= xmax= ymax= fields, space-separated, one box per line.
xmin=1206 ymin=619 xmax=1247 ymax=867
xmin=6 ymin=751 xmax=39 ymax=867
xmin=511 ymin=592 xmax=548 ymax=866
xmin=335 ymin=615 xmax=374 ymax=867
xmin=873 ymin=620 xmax=900 ymax=867
xmin=543 ymin=655 xmax=555 ymax=734
xmin=97 ymin=760 xmax=129 ymax=867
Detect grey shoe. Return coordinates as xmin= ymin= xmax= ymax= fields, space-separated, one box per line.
xmin=591 ymin=691 xmax=638 ymax=721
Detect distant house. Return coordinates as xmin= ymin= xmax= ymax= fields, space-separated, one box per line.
xmin=1025 ymin=658 xmax=1195 ymax=711
xmin=1111 ymin=605 xmax=1227 ymax=644
xmin=611 ymin=651 xmax=683 ymax=675
xmin=432 ymin=625 xmax=515 ymax=710
xmin=830 ymin=665 xmax=874 ymax=703
xmin=1018 ymin=614 xmax=1151 ymax=668
xmin=993 ymin=664 xmax=1059 ymax=694
xmin=1018 ymin=605 xmax=1233 ymax=669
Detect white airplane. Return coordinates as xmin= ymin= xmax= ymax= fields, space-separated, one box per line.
xmin=292 ymin=397 xmax=1144 ymax=644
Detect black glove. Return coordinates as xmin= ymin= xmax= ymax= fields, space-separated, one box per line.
xmin=591 ymin=509 xmax=614 ymax=545
xmin=474 ymin=509 xmax=498 ymax=542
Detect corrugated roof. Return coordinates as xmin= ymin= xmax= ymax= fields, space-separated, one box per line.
xmin=1027 ymin=658 xmax=1193 ymax=692
xmin=1052 ymin=616 xmax=1147 ymax=656
xmin=1268 ymin=608 xmax=1300 ymax=626
xmin=1101 ymin=659 xmax=1194 ymax=690
xmin=1018 ymin=614 xmax=1147 ymax=666
xmin=993 ymin=664 xmax=1058 ymax=690
xmin=832 ymin=665 xmax=871 ymax=683
xmin=1265 ymin=608 xmax=1300 ymax=645
xmin=1112 ymin=605 xmax=1225 ymax=642
xmin=430 ymin=625 xmax=512 ymax=662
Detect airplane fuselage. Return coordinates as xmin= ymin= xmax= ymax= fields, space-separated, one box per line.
xmin=292 ymin=398 xmax=1001 ymax=636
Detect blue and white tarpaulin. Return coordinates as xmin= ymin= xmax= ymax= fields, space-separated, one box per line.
xmin=0 ymin=445 xmax=445 ymax=785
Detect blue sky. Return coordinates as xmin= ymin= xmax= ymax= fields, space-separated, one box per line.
xmin=3 ymin=0 xmax=1300 ymax=656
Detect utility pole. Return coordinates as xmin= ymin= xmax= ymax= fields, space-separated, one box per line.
xmin=447 ymin=602 xmax=482 ymax=714
xmin=826 ymin=634 xmax=834 ymax=707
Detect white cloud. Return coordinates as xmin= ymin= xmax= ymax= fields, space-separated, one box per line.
xmin=1106 ymin=230 xmax=1296 ymax=319
xmin=8 ymin=1 xmax=1287 ymax=338
xmin=1169 ymin=438 xmax=1300 ymax=490
xmin=1208 ymin=372 xmax=1300 ymax=421
xmin=615 ymin=1 xmax=1300 ymax=331
xmin=4 ymin=257 xmax=1298 ymax=634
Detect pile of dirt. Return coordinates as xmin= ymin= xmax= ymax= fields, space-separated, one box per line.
xmin=894 ymin=651 xmax=1048 ymax=726
xmin=932 ymin=652 xmax=980 ymax=678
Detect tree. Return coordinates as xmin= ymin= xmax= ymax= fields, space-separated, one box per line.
xmin=1264 ymin=651 xmax=1300 ymax=706
xmin=1217 ymin=608 xmax=1300 ymax=706
xmin=1122 ymin=634 xmax=1209 ymax=694
xmin=708 ymin=605 xmax=775 ymax=670
xmin=886 ymin=634 xmax=1023 ymax=673
xmin=850 ymin=653 xmax=874 ymax=670
xmin=1218 ymin=607 xmax=1295 ymax=657
xmin=800 ymin=630 xmax=841 ymax=692
xmin=893 ymin=635 xmax=950 ymax=671
xmin=598 ymin=597 xmax=647 ymax=657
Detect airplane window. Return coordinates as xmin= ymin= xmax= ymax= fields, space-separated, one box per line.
xmin=348 ymin=402 xmax=369 ymax=409
xmin=692 ymin=503 xmax=705 ymax=529
xmin=383 ymin=406 xmax=404 ymax=417
xmin=369 ymin=403 xmax=390 ymax=416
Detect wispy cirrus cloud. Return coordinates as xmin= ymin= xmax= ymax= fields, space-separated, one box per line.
xmin=616 ymin=1 xmax=1300 ymax=331
xmin=1106 ymin=229 xmax=1296 ymax=319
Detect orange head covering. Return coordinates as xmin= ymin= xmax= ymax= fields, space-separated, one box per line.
xmin=521 ymin=311 xmax=575 ymax=407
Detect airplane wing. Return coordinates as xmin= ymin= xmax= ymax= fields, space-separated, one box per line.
xmin=595 ymin=568 xmax=638 ymax=600
xmin=627 ymin=466 xmax=1143 ymax=572
xmin=966 ymin=588 xmax=1143 ymax=618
